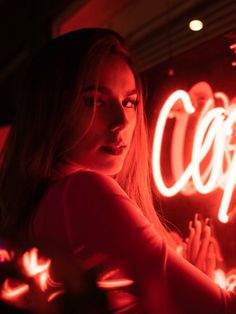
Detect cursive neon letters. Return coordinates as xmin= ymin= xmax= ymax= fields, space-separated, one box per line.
xmin=152 ymin=84 xmax=236 ymax=223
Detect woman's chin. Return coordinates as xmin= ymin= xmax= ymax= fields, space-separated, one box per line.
xmin=92 ymin=162 xmax=123 ymax=177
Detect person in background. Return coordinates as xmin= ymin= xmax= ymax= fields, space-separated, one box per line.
xmin=0 ymin=28 xmax=235 ymax=313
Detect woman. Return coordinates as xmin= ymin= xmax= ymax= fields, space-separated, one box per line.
xmin=0 ymin=28 xmax=235 ymax=313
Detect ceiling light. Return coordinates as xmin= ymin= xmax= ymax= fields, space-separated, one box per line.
xmin=189 ymin=19 xmax=203 ymax=31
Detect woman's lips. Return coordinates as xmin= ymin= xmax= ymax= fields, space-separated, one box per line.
xmin=101 ymin=145 xmax=126 ymax=155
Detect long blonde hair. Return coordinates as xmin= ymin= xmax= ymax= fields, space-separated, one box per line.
xmin=0 ymin=28 xmax=175 ymax=246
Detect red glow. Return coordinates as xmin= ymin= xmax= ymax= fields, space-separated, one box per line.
xmin=214 ymin=269 xmax=236 ymax=291
xmin=0 ymin=249 xmax=13 ymax=262
xmin=47 ymin=289 xmax=65 ymax=302
xmin=0 ymin=126 xmax=10 ymax=155
xmin=53 ymin=0 xmax=131 ymax=36
xmin=21 ymin=248 xmax=64 ymax=299
xmin=97 ymin=269 xmax=134 ymax=289
xmin=152 ymin=82 xmax=236 ymax=223
xmin=230 ymin=43 xmax=236 ymax=52
xmin=0 ymin=247 xmax=65 ymax=306
xmin=1 ymin=279 xmax=29 ymax=300
xmin=22 ymin=248 xmax=51 ymax=276
xmin=47 ymin=276 xmax=64 ymax=289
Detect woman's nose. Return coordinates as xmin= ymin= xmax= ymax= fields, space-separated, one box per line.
xmin=109 ymin=103 xmax=129 ymax=132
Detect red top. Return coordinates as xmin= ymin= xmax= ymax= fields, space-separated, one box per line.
xmin=30 ymin=170 xmax=236 ymax=313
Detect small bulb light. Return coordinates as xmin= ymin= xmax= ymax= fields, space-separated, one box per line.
xmin=189 ymin=19 xmax=203 ymax=31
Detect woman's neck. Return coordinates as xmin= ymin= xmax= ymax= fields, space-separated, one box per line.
xmin=54 ymin=161 xmax=87 ymax=180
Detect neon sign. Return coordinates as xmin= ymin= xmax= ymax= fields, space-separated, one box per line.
xmin=152 ymin=82 xmax=236 ymax=223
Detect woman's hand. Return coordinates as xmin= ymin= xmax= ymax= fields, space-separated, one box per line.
xmin=184 ymin=214 xmax=223 ymax=279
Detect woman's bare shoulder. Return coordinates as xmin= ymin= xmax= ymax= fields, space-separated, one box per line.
xmin=66 ymin=170 xmax=125 ymax=197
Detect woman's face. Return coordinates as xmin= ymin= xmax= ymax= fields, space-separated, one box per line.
xmin=70 ymin=54 xmax=138 ymax=176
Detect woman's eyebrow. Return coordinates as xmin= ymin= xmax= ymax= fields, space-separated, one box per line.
xmin=125 ymin=89 xmax=138 ymax=96
xmin=83 ymin=85 xmax=138 ymax=97
xmin=83 ymin=85 xmax=111 ymax=94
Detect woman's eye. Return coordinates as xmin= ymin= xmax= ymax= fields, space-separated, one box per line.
xmin=84 ymin=97 xmax=106 ymax=107
xmin=122 ymin=98 xmax=139 ymax=108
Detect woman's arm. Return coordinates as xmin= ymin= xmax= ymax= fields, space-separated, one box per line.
xmin=64 ymin=170 xmax=236 ymax=314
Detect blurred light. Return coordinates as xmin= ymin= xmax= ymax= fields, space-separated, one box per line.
xmin=189 ymin=19 xmax=203 ymax=31
xmin=97 ymin=269 xmax=134 ymax=289
xmin=0 ymin=249 xmax=13 ymax=262
xmin=229 ymin=43 xmax=236 ymax=51
xmin=22 ymin=248 xmax=51 ymax=278
xmin=214 ymin=269 xmax=236 ymax=291
xmin=47 ymin=289 xmax=65 ymax=302
xmin=167 ymin=68 xmax=175 ymax=77
xmin=1 ymin=279 xmax=29 ymax=300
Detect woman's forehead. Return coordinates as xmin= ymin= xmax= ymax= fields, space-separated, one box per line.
xmin=84 ymin=55 xmax=137 ymax=94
